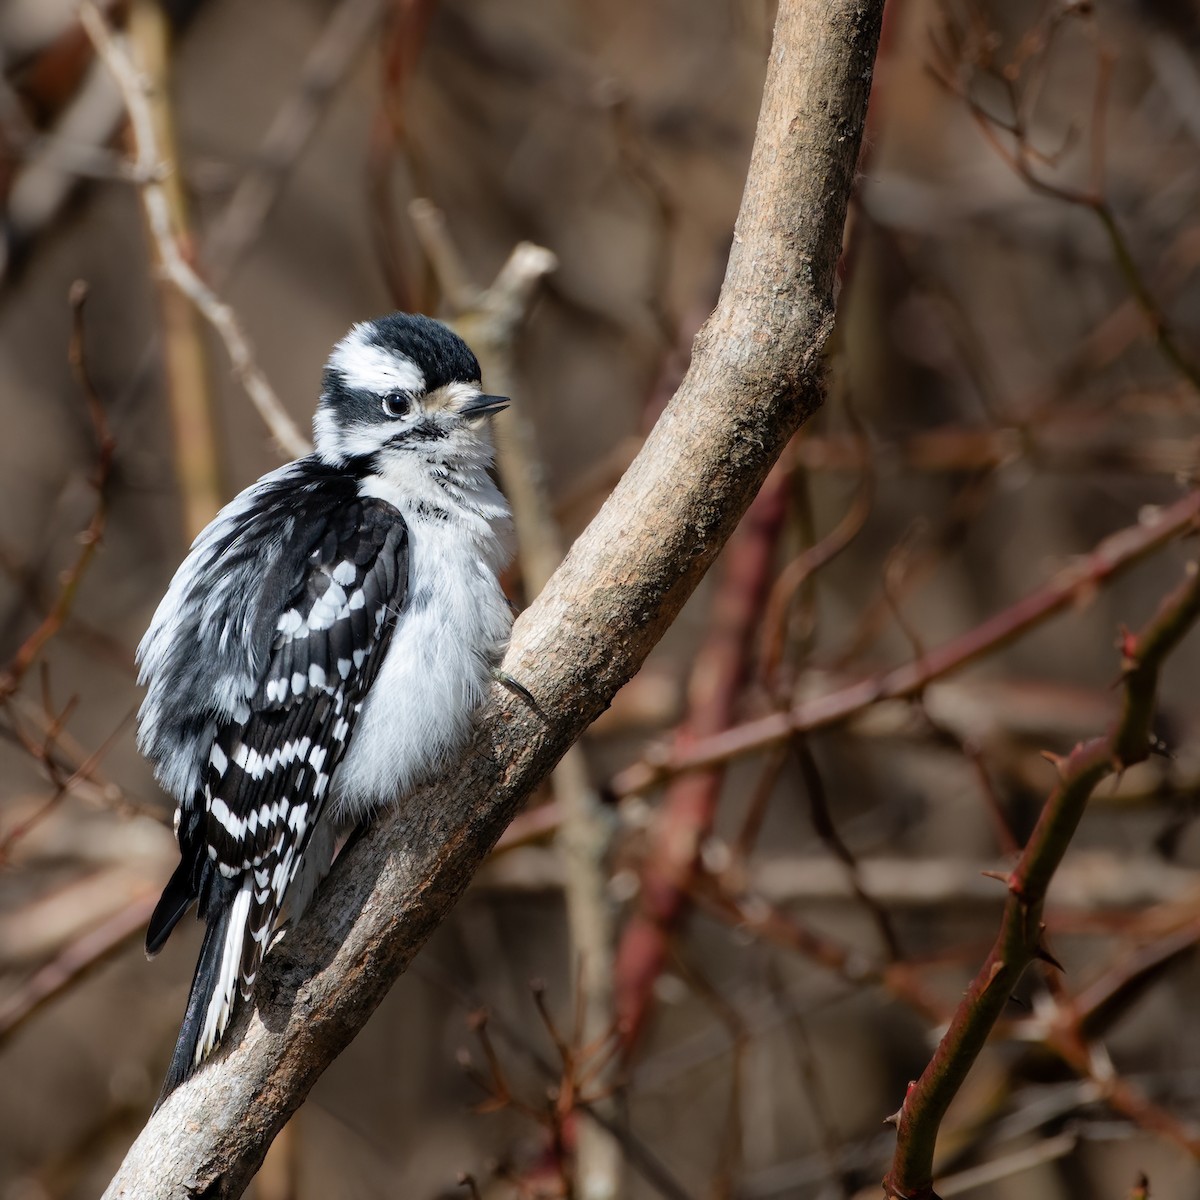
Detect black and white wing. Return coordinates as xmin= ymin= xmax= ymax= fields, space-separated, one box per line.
xmin=137 ymin=461 xmax=408 ymax=1098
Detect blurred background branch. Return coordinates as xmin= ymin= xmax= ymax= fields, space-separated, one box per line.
xmin=80 ymin=0 xmax=311 ymax=463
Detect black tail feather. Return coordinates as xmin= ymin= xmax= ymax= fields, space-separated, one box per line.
xmin=146 ymin=857 xmax=197 ymax=956
xmin=155 ymin=899 xmax=235 ymax=1109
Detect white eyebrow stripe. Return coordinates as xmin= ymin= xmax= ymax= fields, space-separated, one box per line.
xmin=327 ymin=325 xmax=425 ymax=395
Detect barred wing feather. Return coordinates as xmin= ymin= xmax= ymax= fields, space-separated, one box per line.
xmin=151 ymin=489 xmax=408 ymax=1099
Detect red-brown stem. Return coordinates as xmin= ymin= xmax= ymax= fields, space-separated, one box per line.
xmin=930 ymin=5 xmax=1200 ymax=397
xmin=613 ymin=487 xmax=1200 ymax=797
xmin=0 ymin=284 xmax=113 ymax=700
xmin=1043 ymin=1014 xmax=1200 ymax=1160
xmin=0 ymin=893 xmax=157 ymax=1046
xmin=794 ymin=427 xmax=1200 ymax=478
xmin=366 ymin=0 xmax=437 ymax=311
xmin=693 ymin=875 xmax=948 ymax=1027
xmin=613 ymin=466 xmax=790 ymax=1053
xmin=882 ymin=561 xmax=1200 ymax=1200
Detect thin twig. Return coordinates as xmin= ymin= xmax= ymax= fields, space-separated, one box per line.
xmin=366 ymin=1 xmax=439 ymax=310
xmin=929 ymin=4 xmax=1200 ymax=396
xmin=0 ymin=282 xmax=114 ymax=700
xmin=758 ymin=436 xmax=874 ymax=691
xmin=434 ymin=983 xmax=691 ymax=1200
xmin=204 ymin=0 xmax=387 ymax=283
xmin=0 ymin=892 xmax=157 ymax=1047
xmin=693 ymin=872 xmax=947 ymax=1026
xmin=126 ymin=0 xmax=224 ymax=537
xmin=669 ymin=948 xmax=747 ymax=1197
xmin=0 ymin=706 xmax=135 ymax=863
xmin=79 ymin=1 xmax=311 ymax=459
xmin=792 ymin=737 xmax=902 ymax=960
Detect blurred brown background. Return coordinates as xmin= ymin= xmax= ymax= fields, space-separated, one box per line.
xmin=4 ymin=0 xmax=1200 ymax=1196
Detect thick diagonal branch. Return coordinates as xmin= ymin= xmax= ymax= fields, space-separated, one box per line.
xmin=102 ymin=3 xmax=885 ymax=1195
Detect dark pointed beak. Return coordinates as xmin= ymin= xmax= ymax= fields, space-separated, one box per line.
xmin=460 ymin=393 xmax=510 ymax=418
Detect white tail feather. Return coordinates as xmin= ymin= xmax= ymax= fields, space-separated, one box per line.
xmin=196 ymin=879 xmax=252 ymax=1065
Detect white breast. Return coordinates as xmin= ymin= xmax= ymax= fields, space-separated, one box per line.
xmin=330 ymin=465 xmax=513 ymax=818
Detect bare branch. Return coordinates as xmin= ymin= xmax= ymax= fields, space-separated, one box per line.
xmin=203 ymin=0 xmax=387 ymax=284
xmin=126 ymin=0 xmax=224 ymax=537
xmin=407 ymin=199 xmax=626 ymax=1200
xmin=0 ymin=282 xmax=113 ymax=700
xmin=0 ymin=893 xmax=156 ymax=1046
xmin=79 ymin=1 xmax=312 ymax=460
xmin=613 ymin=488 xmax=1200 ymax=796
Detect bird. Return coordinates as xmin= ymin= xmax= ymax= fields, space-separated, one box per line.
xmin=136 ymin=312 xmax=515 ymax=1102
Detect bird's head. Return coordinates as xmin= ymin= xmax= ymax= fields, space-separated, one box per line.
xmin=313 ymin=313 xmax=508 ymax=469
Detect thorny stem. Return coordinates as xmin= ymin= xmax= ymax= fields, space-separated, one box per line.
xmin=882 ymin=561 xmax=1200 ymax=1200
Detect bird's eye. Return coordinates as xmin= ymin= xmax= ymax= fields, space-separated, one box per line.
xmin=381 ymin=392 xmax=411 ymax=419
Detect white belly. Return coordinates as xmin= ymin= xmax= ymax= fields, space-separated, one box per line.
xmin=330 ymin=514 xmax=513 ymax=816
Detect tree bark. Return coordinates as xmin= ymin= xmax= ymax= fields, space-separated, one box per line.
xmin=103 ymin=1 xmax=885 ymax=1194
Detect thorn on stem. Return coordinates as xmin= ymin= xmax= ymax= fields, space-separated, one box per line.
xmin=1039 ymin=749 xmax=1067 ymax=776
xmin=1033 ymin=945 xmax=1065 ymax=971
xmin=883 ymin=1079 xmax=917 ymax=1129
